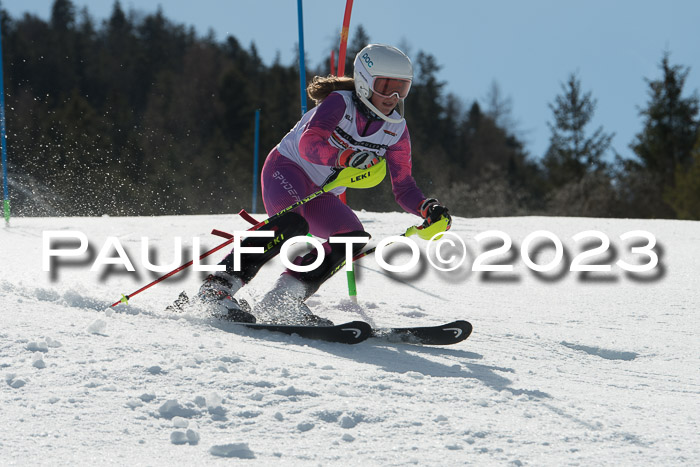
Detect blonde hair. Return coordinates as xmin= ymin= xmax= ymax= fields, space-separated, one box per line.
xmin=307 ymin=75 xmax=355 ymax=105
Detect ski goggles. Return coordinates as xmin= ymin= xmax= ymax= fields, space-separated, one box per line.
xmin=372 ymin=77 xmax=412 ymax=99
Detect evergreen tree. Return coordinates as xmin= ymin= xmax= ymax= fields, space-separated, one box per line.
xmin=543 ymin=73 xmax=613 ymax=188
xmin=408 ymin=51 xmax=446 ymax=144
xmin=665 ymin=131 xmax=700 ymax=219
xmin=628 ymin=52 xmax=699 ymax=217
xmin=485 ymin=80 xmax=516 ymax=132
xmin=541 ymin=73 xmax=618 ymax=216
xmin=403 ymin=51 xmax=452 ymax=198
xmin=50 ymin=0 xmax=75 ymax=31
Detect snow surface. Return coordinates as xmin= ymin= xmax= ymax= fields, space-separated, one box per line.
xmin=1 ymin=212 xmax=698 ymax=465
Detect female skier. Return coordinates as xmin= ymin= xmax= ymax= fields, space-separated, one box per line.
xmin=193 ymin=44 xmax=451 ymax=325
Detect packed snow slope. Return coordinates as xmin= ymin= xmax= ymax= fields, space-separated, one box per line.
xmin=1 ymin=212 xmax=698 ymax=465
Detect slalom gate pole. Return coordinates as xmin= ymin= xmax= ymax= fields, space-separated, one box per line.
xmin=297 ymin=0 xmax=307 ymax=115
xmin=336 ymin=0 xmax=354 ymax=77
xmin=336 ymin=0 xmax=353 ymax=206
xmin=110 ymin=162 xmax=388 ymax=307
xmin=0 ymin=18 xmax=10 ymax=226
xmin=335 ymin=0 xmax=356 ymax=300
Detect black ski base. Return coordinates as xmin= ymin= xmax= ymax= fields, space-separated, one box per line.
xmin=231 ymin=320 xmax=472 ymax=346
xmin=374 ymin=320 xmax=473 ymax=345
xmin=236 ymin=320 xmax=372 ymax=345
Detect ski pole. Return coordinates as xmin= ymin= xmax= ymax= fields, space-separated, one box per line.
xmin=109 ymin=189 xmax=331 ymax=307
xmin=234 ymin=214 xmax=451 ymax=268
xmin=110 ymin=161 xmax=388 ymax=307
xmin=352 ymin=216 xmax=451 ymax=263
xmin=241 ymin=158 xmax=388 ymax=232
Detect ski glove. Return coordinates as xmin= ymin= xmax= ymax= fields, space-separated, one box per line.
xmin=337 ymin=148 xmax=382 ymax=169
xmin=419 ymin=198 xmax=452 ymax=228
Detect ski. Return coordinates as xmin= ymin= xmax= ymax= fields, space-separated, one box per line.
xmin=167 ymin=294 xmax=471 ymax=346
xmin=235 ymin=320 xmax=373 ymax=345
xmin=225 ymin=319 xmax=471 ymax=346
xmin=372 ymin=320 xmax=473 ymax=345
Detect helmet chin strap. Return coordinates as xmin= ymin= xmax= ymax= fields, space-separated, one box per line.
xmin=358 ymin=93 xmax=405 ymax=124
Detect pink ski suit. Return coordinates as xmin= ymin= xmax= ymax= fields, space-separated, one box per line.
xmin=261 ymin=90 xmax=425 ymax=239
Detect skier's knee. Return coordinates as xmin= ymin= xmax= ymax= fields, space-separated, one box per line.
xmin=220 ymin=211 xmax=310 ymax=282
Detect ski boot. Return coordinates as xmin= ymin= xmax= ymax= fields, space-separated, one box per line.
xmin=255 ymin=274 xmax=334 ymax=327
xmin=255 ymin=229 xmax=370 ymax=326
xmin=194 ymin=272 xmax=257 ymax=323
xmin=169 ymin=211 xmax=310 ymax=321
xmin=166 ymin=273 xmax=256 ymax=322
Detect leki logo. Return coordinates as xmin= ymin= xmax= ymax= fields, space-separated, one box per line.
xmin=350 ymin=172 xmax=370 ymax=183
xmin=265 ymin=234 xmax=285 ymax=252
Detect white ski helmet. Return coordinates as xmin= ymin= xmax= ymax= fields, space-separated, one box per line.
xmin=353 ymin=44 xmax=413 ymax=123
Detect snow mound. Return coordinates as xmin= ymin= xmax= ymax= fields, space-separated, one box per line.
xmin=86 ymin=319 xmax=107 ymax=335
xmin=561 ymin=341 xmax=639 ymax=360
xmin=209 ymin=443 xmax=255 ymax=459
xmin=158 ymin=400 xmax=200 ymax=419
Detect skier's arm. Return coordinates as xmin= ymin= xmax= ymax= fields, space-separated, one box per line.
xmin=298 ymin=93 xmax=346 ymax=166
xmin=385 ymin=127 xmax=426 ymax=216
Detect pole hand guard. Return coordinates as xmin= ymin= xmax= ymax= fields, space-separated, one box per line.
xmin=324 ymin=158 xmax=387 ymax=192
xmin=405 ymin=217 xmax=451 ymax=241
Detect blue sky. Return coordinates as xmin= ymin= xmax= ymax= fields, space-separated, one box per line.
xmin=3 ymin=0 xmax=700 ymax=161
